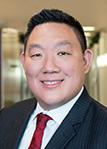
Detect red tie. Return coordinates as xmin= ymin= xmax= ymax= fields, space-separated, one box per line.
xmin=28 ymin=113 xmax=52 ymax=149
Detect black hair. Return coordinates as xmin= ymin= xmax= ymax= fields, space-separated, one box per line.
xmin=24 ymin=9 xmax=87 ymax=52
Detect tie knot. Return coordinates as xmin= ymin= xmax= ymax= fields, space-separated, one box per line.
xmin=36 ymin=113 xmax=52 ymax=130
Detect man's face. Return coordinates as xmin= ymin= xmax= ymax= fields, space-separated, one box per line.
xmin=21 ymin=23 xmax=93 ymax=110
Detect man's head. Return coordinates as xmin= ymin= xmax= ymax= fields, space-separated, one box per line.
xmin=20 ymin=9 xmax=93 ymax=110
xmin=24 ymin=9 xmax=87 ymax=53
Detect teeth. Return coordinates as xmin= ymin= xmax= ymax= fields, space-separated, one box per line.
xmin=43 ymin=81 xmax=60 ymax=85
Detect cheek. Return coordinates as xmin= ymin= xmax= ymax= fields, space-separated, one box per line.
xmin=60 ymin=59 xmax=84 ymax=77
xmin=59 ymin=59 xmax=73 ymax=75
xmin=24 ymin=61 xmax=43 ymax=77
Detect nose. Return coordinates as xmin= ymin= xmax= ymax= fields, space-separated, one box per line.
xmin=42 ymin=55 xmax=60 ymax=74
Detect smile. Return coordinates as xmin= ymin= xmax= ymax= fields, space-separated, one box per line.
xmin=41 ymin=80 xmax=64 ymax=88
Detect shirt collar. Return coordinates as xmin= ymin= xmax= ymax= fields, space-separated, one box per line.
xmin=30 ymin=86 xmax=84 ymax=125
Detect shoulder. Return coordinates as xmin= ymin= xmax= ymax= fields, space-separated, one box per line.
xmin=87 ymin=99 xmax=107 ymax=144
xmin=90 ymin=97 xmax=107 ymax=118
xmin=87 ymin=97 xmax=107 ymax=137
xmin=0 ymin=98 xmax=37 ymax=121
xmin=81 ymin=87 xmax=107 ymax=126
xmin=82 ymin=87 xmax=107 ymax=117
xmin=79 ymin=89 xmax=107 ymax=142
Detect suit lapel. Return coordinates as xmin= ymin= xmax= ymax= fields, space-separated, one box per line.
xmin=46 ymin=115 xmax=76 ymax=149
xmin=46 ymin=88 xmax=91 ymax=149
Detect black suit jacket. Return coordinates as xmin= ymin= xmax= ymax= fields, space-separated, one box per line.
xmin=0 ymin=88 xmax=107 ymax=149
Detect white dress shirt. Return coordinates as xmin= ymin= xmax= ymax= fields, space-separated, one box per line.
xmin=18 ymin=87 xmax=83 ymax=149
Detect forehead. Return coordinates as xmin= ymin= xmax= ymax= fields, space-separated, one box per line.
xmin=27 ymin=23 xmax=81 ymax=49
xmin=29 ymin=23 xmax=77 ymax=38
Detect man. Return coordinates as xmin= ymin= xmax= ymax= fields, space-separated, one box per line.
xmin=0 ymin=9 xmax=107 ymax=149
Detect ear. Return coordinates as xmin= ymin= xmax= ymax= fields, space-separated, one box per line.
xmin=83 ymin=49 xmax=93 ymax=74
xmin=19 ymin=51 xmax=26 ymax=69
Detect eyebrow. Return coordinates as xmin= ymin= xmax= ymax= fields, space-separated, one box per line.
xmin=28 ymin=44 xmax=43 ymax=51
xmin=27 ymin=40 xmax=72 ymax=52
xmin=55 ymin=40 xmax=72 ymax=48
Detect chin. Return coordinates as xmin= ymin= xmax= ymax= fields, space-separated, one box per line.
xmin=40 ymin=102 xmax=62 ymax=110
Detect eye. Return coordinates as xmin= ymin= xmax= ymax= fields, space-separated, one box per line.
xmin=58 ymin=51 xmax=71 ymax=56
xmin=30 ymin=53 xmax=42 ymax=58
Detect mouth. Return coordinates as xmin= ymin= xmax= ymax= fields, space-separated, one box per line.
xmin=41 ymin=79 xmax=64 ymax=88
